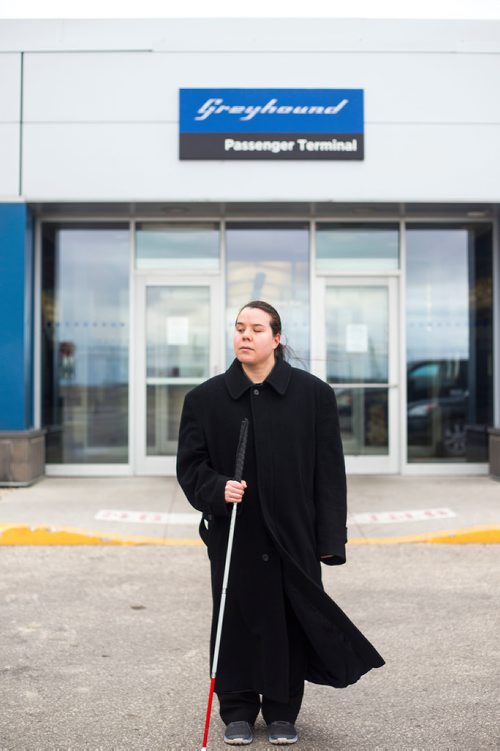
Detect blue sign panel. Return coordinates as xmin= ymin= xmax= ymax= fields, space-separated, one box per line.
xmin=179 ymin=88 xmax=364 ymax=160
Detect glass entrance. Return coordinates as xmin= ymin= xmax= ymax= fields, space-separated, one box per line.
xmin=312 ymin=277 xmax=399 ymax=473
xmin=135 ymin=276 xmax=221 ymax=474
xmin=41 ymin=223 xmax=130 ymax=468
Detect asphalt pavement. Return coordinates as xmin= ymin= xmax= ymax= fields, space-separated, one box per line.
xmin=1 ymin=544 xmax=498 ymax=750
xmin=0 ymin=475 xmax=499 ymax=750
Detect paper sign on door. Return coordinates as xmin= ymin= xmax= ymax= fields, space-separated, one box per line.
xmin=345 ymin=323 xmax=368 ymax=353
xmin=166 ymin=317 xmax=189 ymax=345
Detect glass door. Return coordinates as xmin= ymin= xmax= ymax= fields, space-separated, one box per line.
xmin=134 ymin=276 xmax=221 ymax=474
xmin=312 ymin=277 xmax=399 ymax=473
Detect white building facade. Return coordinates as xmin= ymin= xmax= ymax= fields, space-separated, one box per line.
xmin=0 ymin=18 xmax=498 ymax=478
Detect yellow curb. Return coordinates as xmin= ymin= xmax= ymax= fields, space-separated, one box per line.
xmin=0 ymin=524 xmax=203 ymax=546
xmin=0 ymin=523 xmax=499 ymax=546
xmin=348 ymin=525 xmax=500 ymax=545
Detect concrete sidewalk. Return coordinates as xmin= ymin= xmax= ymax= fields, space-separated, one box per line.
xmin=0 ymin=474 xmax=498 ymax=545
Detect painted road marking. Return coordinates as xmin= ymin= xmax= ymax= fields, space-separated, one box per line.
xmin=95 ymin=510 xmax=199 ymax=525
xmin=349 ymin=507 xmax=456 ymax=524
xmin=95 ymin=507 xmax=456 ymax=526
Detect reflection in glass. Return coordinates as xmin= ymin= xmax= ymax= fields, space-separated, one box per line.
xmin=146 ymin=286 xmax=210 ymax=455
xmin=136 ymin=223 xmax=219 ymax=270
xmin=226 ymin=224 xmax=309 ymax=367
xmin=147 ymin=384 xmax=193 ymax=456
xmin=317 ymin=224 xmax=399 ymax=272
xmin=325 ymin=286 xmax=388 ymax=383
xmin=335 ymin=387 xmax=388 ymax=455
xmin=406 ymin=225 xmax=493 ymax=461
xmin=41 ymin=224 xmax=129 ymax=463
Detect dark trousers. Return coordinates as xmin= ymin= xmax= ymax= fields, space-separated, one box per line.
xmin=218 ymin=685 xmax=304 ymax=726
xmin=218 ymin=598 xmax=307 ymax=726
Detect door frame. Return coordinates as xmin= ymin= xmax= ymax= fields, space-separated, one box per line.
xmin=312 ymin=275 xmax=400 ymax=474
xmin=133 ymin=274 xmax=222 ymax=475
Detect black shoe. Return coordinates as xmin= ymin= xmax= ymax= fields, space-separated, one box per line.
xmin=267 ymin=720 xmax=298 ymax=745
xmin=223 ymin=720 xmax=254 ymax=745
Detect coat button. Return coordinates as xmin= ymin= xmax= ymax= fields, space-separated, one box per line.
xmin=261 ymin=553 xmax=269 ymax=562
xmin=253 ymin=388 xmax=260 ymax=395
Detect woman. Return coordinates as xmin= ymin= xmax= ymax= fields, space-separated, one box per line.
xmin=177 ymin=301 xmax=384 ymax=746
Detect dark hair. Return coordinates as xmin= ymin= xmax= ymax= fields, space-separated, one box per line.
xmin=236 ymin=300 xmax=288 ymax=361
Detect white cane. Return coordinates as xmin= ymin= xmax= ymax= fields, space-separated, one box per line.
xmin=200 ymin=417 xmax=249 ymax=751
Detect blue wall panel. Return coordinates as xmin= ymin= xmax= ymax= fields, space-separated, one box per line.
xmin=0 ymin=203 xmax=34 ymax=430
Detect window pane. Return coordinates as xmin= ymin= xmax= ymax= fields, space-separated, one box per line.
xmin=406 ymin=224 xmax=493 ymax=462
xmin=316 ymin=224 xmax=399 ymax=272
xmin=136 ymin=223 xmax=219 ymax=270
xmin=325 ymin=285 xmax=388 ymax=384
xmin=146 ymin=286 xmax=210 ymax=379
xmin=226 ymin=224 xmax=309 ymax=367
xmin=145 ymin=285 xmax=211 ymax=456
xmin=147 ymin=383 xmax=193 ymax=456
xmin=336 ymin=387 xmax=389 ymax=455
xmin=42 ymin=224 xmax=129 ymax=463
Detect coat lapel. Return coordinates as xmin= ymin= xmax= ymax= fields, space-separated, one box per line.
xmin=224 ymin=357 xmax=292 ymax=400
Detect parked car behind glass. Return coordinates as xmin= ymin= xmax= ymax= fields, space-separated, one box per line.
xmin=407 ymin=359 xmax=468 ymax=458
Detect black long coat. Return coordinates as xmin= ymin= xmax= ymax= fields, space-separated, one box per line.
xmin=176 ymin=357 xmax=384 ymax=701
